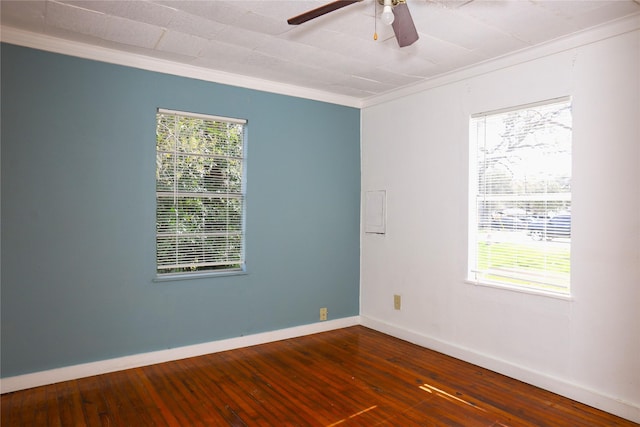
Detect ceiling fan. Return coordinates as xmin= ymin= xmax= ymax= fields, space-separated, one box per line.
xmin=287 ymin=0 xmax=419 ymax=48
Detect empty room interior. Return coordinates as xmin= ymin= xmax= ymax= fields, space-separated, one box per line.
xmin=1 ymin=0 xmax=639 ymax=425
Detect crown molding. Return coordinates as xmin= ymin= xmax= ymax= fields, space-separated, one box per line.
xmin=1 ymin=12 xmax=638 ymax=110
xmin=0 ymin=26 xmax=363 ymax=109
xmin=361 ymin=13 xmax=640 ymax=108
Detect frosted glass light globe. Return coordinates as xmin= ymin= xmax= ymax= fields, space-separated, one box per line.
xmin=381 ymin=5 xmax=394 ymax=25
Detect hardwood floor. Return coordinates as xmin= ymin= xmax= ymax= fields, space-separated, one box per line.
xmin=1 ymin=326 xmax=636 ymax=426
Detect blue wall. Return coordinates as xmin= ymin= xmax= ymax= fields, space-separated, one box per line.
xmin=0 ymin=44 xmax=361 ymax=377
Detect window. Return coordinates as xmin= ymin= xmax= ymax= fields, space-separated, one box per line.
xmin=156 ymin=109 xmax=246 ymax=276
xmin=468 ymin=98 xmax=572 ymax=294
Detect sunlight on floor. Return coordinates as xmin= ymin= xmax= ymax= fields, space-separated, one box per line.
xmin=419 ymin=383 xmax=487 ymax=412
xmin=326 ymin=405 xmax=378 ymax=426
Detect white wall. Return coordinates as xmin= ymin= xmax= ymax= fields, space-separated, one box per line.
xmin=361 ymin=24 xmax=640 ymax=422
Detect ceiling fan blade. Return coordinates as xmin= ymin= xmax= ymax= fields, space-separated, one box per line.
xmin=392 ymin=2 xmax=419 ymax=47
xmin=288 ymin=0 xmax=363 ymax=25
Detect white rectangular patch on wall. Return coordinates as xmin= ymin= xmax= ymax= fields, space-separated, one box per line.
xmin=365 ymin=190 xmax=386 ymax=234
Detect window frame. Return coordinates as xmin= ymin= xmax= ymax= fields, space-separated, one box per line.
xmin=467 ymin=97 xmax=572 ymax=297
xmin=155 ymin=108 xmax=247 ymax=280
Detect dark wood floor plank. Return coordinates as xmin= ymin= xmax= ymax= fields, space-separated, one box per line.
xmin=43 ymin=384 xmax=62 ymax=427
xmin=341 ymin=328 xmax=570 ymax=426
xmin=166 ymin=358 xmax=242 ymax=425
xmin=0 ymin=386 xmax=16 ymax=425
xmin=313 ymin=328 xmax=517 ymax=426
xmin=1 ymin=326 xmax=637 ymax=426
xmin=141 ymin=362 xmax=211 ymax=426
xmin=189 ymin=356 xmax=264 ymax=425
xmin=158 ymin=356 xmax=254 ymax=426
xmin=19 ymin=382 xmax=45 ymax=426
xmin=132 ymin=367 xmax=181 ymax=426
xmin=55 ymin=380 xmax=87 ymax=427
xmin=229 ymin=348 xmax=333 ymax=425
xmin=110 ymin=367 xmax=171 ymax=426
xmin=76 ymin=373 xmax=117 ymax=426
xmin=238 ymin=343 xmax=372 ymax=424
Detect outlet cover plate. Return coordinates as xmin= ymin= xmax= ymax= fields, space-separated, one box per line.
xmin=394 ymin=295 xmax=401 ymax=310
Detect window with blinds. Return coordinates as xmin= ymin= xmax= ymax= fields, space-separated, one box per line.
xmin=468 ymin=97 xmax=572 ymax=294
xmin=156 ymin=109 xmax=246 ymax=276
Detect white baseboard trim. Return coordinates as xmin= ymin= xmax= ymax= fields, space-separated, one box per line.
xmin=3 ymin=314 xmax=637 ymax=423
xmin=0 ymin=316 xmax=360 ymax=395
xmin=360 ymin=315 xmax=640 ymax=424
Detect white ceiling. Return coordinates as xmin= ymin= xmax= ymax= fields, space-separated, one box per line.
xmin=2 ymin=0 xmax=640 ymax=105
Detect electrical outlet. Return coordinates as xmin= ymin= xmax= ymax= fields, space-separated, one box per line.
xmin=394 ymin=294 xmax=401 ymax=310
xmin=320 ymin=307 xmax=328 ymax=321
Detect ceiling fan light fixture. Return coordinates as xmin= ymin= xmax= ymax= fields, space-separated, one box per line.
xmin=381 ymin=5 xmax=394 ymax=25
xmin=381 ymin=0 xmax=394 ymax=25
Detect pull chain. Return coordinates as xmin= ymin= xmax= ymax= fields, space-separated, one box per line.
xmin=373 ymin=0 xmax=378 ymax=40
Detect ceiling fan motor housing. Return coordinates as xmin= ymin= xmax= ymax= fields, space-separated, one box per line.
xmin=377 ymin=0 xmax=403 ymax=5
xmin=289 ymin=0 xmax=417 ymax=48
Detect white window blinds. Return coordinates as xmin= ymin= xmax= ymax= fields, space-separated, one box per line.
xmin=156 ymin=109 xmax=246 ymax=276
xmin=469 ymin=98 xmax=572 ymax=293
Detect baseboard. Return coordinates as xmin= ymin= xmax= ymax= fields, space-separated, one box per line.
xmin=360 ymin=315 xmax=640 ymax=424
xmin=0 ymin=316 xmax=360 ymax=394
xmin=3 ymin=314 xmax=637 ymax=423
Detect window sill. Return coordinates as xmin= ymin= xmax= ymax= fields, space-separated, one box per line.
xmin=154 ymin=269 xmax=247 ymax=282
xmin=464 ymin=279 xmax=573 ymax=301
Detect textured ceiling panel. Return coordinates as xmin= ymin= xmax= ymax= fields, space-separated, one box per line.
xmin=1 ymin=0 xmax=638 ymax=102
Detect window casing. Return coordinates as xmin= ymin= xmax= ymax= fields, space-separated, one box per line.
xmin=156 ymin=109 xmax=246 ymax=277
xmin=468 ymin=98 xmax=572 ymax=294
